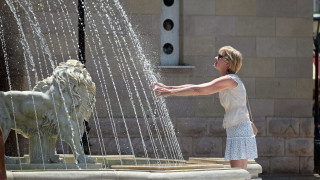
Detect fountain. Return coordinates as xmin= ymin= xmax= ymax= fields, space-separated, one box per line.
xmin=0 ymin=0 xmax=261 ymax=179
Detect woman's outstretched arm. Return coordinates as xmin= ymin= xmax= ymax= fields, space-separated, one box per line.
xmin=153 ymin=75 xmax=237 ymax=97
xmin=151 ymin=82 xmax=194 ymax=90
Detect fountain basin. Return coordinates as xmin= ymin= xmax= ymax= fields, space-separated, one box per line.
xmin=188 ymin=157 xmax=262 ymax=179
xmin=6 ymin=168 xmax=251 ymax=180
xmin=6 ymin=155 xmax=185 ymax=170
xmin=5 ymin=156 xmax=261 ymax=179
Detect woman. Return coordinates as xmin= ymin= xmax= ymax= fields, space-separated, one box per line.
xmin=151 ymin=46 xmax=258 ymax=170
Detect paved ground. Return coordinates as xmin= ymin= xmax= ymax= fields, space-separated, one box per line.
xmin=259 ymin=174 xmax=320 ymax=180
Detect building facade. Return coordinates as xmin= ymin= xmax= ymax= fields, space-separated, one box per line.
xmin=0 ymin=0 xmax=314 ymax=175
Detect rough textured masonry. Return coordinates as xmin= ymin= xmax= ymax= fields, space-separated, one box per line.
xmin=0 ymin=0 xmax=314 ymax=175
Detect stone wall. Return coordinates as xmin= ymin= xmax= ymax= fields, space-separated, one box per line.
xmin=120 ymin=0 xmax=314 ymax=174
xmin=0 ymin=0 xmax=314 ymax=175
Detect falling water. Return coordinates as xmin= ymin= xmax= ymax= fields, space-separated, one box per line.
xmin=0 ymin=0 xmax=184 ymax=170
xmin=111 ymin=0 xmax=184 ymax=161
xmin=4 ymin=0 xmax=46 ymax=169
xmin=0 ymin=16 xmax=22 ymax=170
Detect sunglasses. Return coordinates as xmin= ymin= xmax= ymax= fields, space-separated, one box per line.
xmin=218 ymin=54 xmax=224 ymax=60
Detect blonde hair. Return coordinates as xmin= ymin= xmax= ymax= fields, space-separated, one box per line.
xmin=219 ymin=46 xmax=242 ymax=74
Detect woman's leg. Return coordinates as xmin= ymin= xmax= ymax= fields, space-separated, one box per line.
xmin=230 ymin=159 xmax=248 ymax=170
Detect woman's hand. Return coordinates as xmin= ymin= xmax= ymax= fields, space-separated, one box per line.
xmin=150 ymin=82 xmax=167 ymax=89
xmin=153 ymin=87 xmax=172 ymax=97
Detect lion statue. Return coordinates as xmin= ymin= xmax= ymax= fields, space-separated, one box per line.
xmin=0 ymin=60 xmax=96 ymax=164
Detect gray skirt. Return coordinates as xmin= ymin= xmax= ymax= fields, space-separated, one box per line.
xmin=224 ymin=121 xmax=258 ymax=161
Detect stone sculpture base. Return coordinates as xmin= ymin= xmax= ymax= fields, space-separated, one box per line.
xmin=111 ymin=163 xmax=224 ymax=170
xmin=6 ymin=168 xmax=252 ymax=180
xmin=6 ymin=154 xmax=185 ymax=169
xmin=6 ymin=163 xmax=103 ymax=170
xmin=5 ymin=156 xmax=262 ymax=180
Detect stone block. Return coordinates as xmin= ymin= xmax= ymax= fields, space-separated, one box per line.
xmin=241 ymin=78 xmax=256 ymax=98
xmin=165 ymin=97 xmax=195 ymax=117
xmin=215 ymin=0 xmax=256 ymax=16
xmin=32 ymin=0 xmax=77 ymax=13
xmin=276 ymin=58 xmax=312 ymax=78
xmin=100 ymin=137 xmax=162 ymax=157
xmin=208 ymin=118 xmax=225 ymax=136
xmin=44 ymin=33 xmax=78 ymax=56
xmin=252 ymin=117 xmax=267 ymax=136
xmin=11 ymin=76 xmax=29 ymax=91
xmin=285 ymin=138 xmax=313 ymax=156
xmin=0 ymin=35 xmax=24 ymax=60
xmin=190 ymin=56 xmax=221 ymax=77
xmin=0 ymin=13 xmax=21 ymax=37
xmin=96 ymin=94 xmax=135 ymax=118
xmin=194 ymin=97 xmax=225 ymax=117
xmin=193 ymin=137 xmax=223 ymax=156
xmin=221 ymin=137 xmax=226 ymax=155
xmin=89 ymin=137 xmax=112 ymax=155
xmin=181 ymin=16 xmax=235 ymax=36
xmin=297 ymin=38 xmax=313 ymax=58
xmin=267 ymin=117 xmax=299 ymax=136
xmin=274 ymin=99 xmax=312 ymax=117
xmin=89 ymin=118 xmax=151 ymax=139
xmin=0 ymin=1 xmax=78 ymax=34
xmin=300 ymin=157 xmax=314 ymax=174
xmin=2 ymin=53 xmax=26 ymax=77
xmin=177 ymin=137 xmax=193 ymax=157
xmin=249 ymin=99 xmax=274 ymax=117
xmin=238 ymin=58 xmax=275 ymax=78
xmin=13 ymin=11 xmax=76 ymax=35
xmin=180 ymin=15 xmax=194 ymax=36
xmin=211 ymin=16 xmax=235 ymax=36
xmin=92 ymin=98 xmax=108 ymax=118
xmin=56 ymin=141 xmax=72 ymax=154
xmin=255 ymin=157 xmax=270 ymax=174
xmin=176 ymin=118 xmax=207 ymax=137
xmin=270 ymin=157 xmax=300 ymax=174
xmin=129 ymin=14 xmax=161 ymax=35
xmin=160 ymin=70 xmax=194 ymax=83
xmin=181 ymin=15 xmax=214 ymax=36
xmin=235 ymin=17 xmax=275 ymax=36
xmin=299 ymin=118 xmax=314 ymax=137
xmin=181 ymin=0 xmax=215 ymax=15
xmin=215 ymin=36 xmax=256 ymax=57
xmin=131 ymin=137 xmax=174 ymax=158
xmin=255 ymin=78 xmax=296 ymax=99
xmin=191 ymin=77 xmax=222 ymax=87
xmin=256 ymin=0 xmax=307 ymax=17
xmin=256 ymin=137 xmax=284 ymax=156
xmin=296 ymin=0 xmax=313 ymax=18
xmin=297 ymin=78 xmax=313 ymax=99
xmin=182 ymin=36 xmax=215 ymax=56
xmin=121 ymin=0 xmax=161 ymax=14
xmin=256 ymin=0 xmax=279 ymax=17
xmin=256 ymin=37 xmax=296 ymax=58
xmin=276 ymin=18 xmax=313 ymax=37
xmin=146 ymin=117 xmax=177 ymax=138
xmin=88 ymin=118 xmax=115 ymax=138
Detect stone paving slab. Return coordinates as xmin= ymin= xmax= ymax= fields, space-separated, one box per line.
xmin=259 ymin=174 xmax=320 ymax=180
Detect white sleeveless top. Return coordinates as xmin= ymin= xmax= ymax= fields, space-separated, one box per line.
xmin=219 ymin=74 xmax=250 ymax=129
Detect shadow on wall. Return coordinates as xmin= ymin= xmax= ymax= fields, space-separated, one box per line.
xmin=0 ymin=14 xmax=28 ymax=158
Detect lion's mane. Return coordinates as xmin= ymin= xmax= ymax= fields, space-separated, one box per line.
xmin=32 ymin=60 xmax=96 ymax=135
